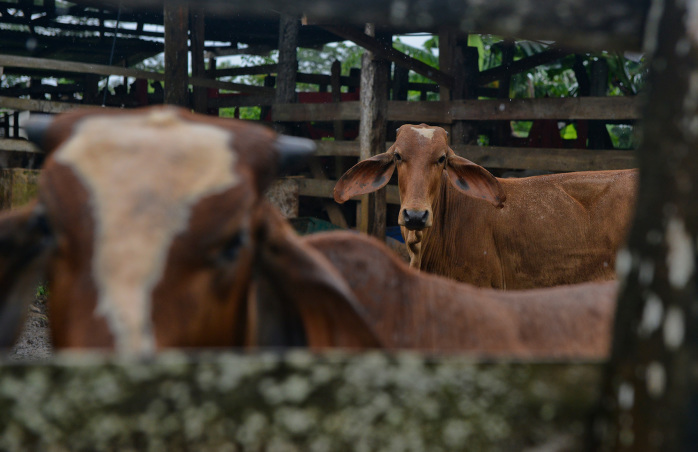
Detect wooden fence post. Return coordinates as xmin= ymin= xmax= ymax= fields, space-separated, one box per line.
xmin=163 ymin=0 xmax=189 ymax=107
xmin=358 ymin=23 xmax=389 ymax=239
xmin=190 ymin=7 xmax=207 ymax=114
xmin=274 ymin=14 xmax=299 ymax=134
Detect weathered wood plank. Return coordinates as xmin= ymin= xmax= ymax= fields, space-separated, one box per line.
xmin=190 ymin=7 xmax=208 ymax=114
xmin=272 ymin=102 xmax=362 ymax=122
xmin=92 ymin=0 xmax=646 ymax=52
xmin=297 ymin=177 xmax=401 ymax=204
xmin=164 ymin=0 xmax=190 ymax=106
xmin=0 ymin=96 xmax=93 ymax=114
xmin=453 ymin=144 xmax=637 ymax=172
xmin=0 ymin=54 xmax=273 ymax=94
xmin=272 ymin=97 xmax=642 ymax=123
xmin=448 ymin=96 xmax=643 ymax=121
xmin=0 ymin=138 xmax=41 ymax=153
xmin=323 ymin=24 xmax=453 ymax=88
xmin=313 ymin=141 xmax=636 ymax=171
xmin=478 ymin=48 xmax=572 ymax=85
xmin=357 ymin=24 xmax=390 ymax=238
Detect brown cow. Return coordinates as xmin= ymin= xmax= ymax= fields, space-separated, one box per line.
xmin=0 ymin=108 xmax=615 ymax=358
xmin=334 ymin=124 xmax=637 ymax=289
xmin=301 ymin=230 xmax=616 ymax=357
xmin=0 ymin=106 xmax=380 ymax=354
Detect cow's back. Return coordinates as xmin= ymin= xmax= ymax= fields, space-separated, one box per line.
xmin=421 ymin=169 xmax=637 ymax=289
xmin=305 ymin=231 xmax=616 ymax=357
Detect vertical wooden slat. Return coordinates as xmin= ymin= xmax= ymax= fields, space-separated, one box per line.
xmin=190 ymin=8 xmax=207 ymax=114
xmin=451 ymin=42 xmax=479 ymax=144
xmin=392 ymin=64 xmax=409 ymax=101
xmin=438 ymin=28 xmax=457 ymax=102
xmin=163 ymin=0 xmax=189 ymax=107
xmin=358 ymin=23 xmax=389 ymax=239
xmin=331 ymin=60 xmax=344 ymax=141
xmin=274 ymin=14 xmax=299 ymax=134
xmin=588 ymin=58 xmax=611 ymax=149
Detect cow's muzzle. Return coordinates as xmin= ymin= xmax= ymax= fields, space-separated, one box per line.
xmin=401 ymin=209 xmax=431 ymax=230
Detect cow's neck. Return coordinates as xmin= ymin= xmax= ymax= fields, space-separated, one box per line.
xmin=420 ymin=173 xmax=503 ymax=284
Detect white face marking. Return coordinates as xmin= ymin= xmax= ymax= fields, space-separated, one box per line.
xmin=55 ymin=109 xmax=240 ymax=355
xmin=410 ymin=127 xmax=435 ymax=140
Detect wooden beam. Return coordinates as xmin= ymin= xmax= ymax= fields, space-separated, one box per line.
xmin=0 ymin=96 xmax=100 ymax=114
xmin=448 ymin=96 xmax=642 ymax=121
xmin=0 ymin=54 xmax=273 ymax=95
xmin=214 ymin=64 xmax=278 ymax=77
xmin=207 ymin=95 xmax=275 ymax=109
xmin=323 ymin=24 xmax=453 ymax=88
xmin=190 ymin=7 xmax=207 ymax=113
xmin=274 ymin=14 xmax=300 ymax=133
xmin=0 ymin=139 xmax=41 ymax=153
xmin=74 ymin=0 xmax=648 ymax=52
xmin=312 ymin=140 xmax=636 ymax=171
xmin=272 ymin=97 xmax=642 ymax=123
xmin=297 ymin=178 xmax=401 ymax=204
xmin=357 ymin=23 xmax=390 ymax=239
xmin=0 ymin=54 xmax=164 ymax=81
xmin=164 ymin=0 xmax=190 ymax=107
xmin=453 ymin=144 xmax=636 ymax=171
xmin=478 ymin=48 xmax=572 ymax=85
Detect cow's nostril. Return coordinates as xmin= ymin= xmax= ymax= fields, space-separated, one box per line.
xmin=403 ymin=209 xmax=429 ymax=230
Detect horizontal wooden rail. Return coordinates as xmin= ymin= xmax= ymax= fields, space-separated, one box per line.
xmin=0 ymin=138 xmax=41 ymax=153
xmin=0 ymin=54 xmax=273 ymax=95
xmin=273 ymin=97 xmax=643 ymax=123
xmin=297 ymin=178 xmax=401 ymax=204
xmin=0 ymin=96 xmax=94 ymax=114
xmin=453 ymin=145 xmax=636 ymax=172
xmin=313 ymin=140 xmax=636 ymax=171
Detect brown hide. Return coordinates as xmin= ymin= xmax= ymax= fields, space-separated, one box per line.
xmin=304 ymin=231 xmax=616 ymax=358
xmin=334 ymin=124 xmax=637 ymax=288
xmin=1 ymin=106 xmax=379 ymax=354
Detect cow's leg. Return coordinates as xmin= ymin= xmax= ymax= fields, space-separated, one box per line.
xmin=406 ymin=230 xmax=423 ymax=270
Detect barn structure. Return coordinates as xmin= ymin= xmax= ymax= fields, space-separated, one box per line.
xmin=11 ymin=0 xmax=698 ymax=450
xmin=0 ymin=0 xmax=642 ymax=242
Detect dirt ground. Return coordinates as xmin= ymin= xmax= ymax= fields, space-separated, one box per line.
xmin=9 ymin=293 xmax=53 ymax=361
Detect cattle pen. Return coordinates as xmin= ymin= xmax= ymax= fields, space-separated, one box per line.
xmin=3 ymin=0 xmax=698 ymax=451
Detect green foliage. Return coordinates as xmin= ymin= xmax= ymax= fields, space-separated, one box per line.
xmin=36 ymin=283 xmax=49 ymax=298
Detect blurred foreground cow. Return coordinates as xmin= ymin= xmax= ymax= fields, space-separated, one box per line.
xmin=334 ymin=124 xmax=637 ymax=289
xmin=0 ymin=107 xmax=615 ymax=358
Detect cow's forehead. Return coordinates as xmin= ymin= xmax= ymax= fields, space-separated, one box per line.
xmin=52 ymin=109 xmax=242 ymax=355
xmin=397 ymin=125 xmax=447 ymax=155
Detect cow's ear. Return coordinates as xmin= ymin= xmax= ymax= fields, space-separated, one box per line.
xmin=0 ymin=202 xmax=52 ymax=347
xmin=333 ymin=152 xmax=395 ymax=203
xmin=445 ymin=154 xmax=506 ymax=207
xmin=252 ymin=206 xmax=383 ymax=350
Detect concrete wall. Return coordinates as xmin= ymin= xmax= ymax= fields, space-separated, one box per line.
xmin=0 ymin=351 xmax=601 ymax=451
xmin=0 ymin=169 xmax=40 ymax=210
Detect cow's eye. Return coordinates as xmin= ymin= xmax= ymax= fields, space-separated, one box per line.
xmin=219 ymin=230 xmax=249 ymax=262
xmin=394 ymin=153 xmax=402 ymax=162
xmin=437 ymin=155 xmax=447 ymax=164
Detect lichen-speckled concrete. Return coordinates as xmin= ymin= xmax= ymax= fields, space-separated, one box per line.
xmin=0 ymin=351 xmax=601 ymax=451
xmin=0 ymin=169 xmax=40 ymax=210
